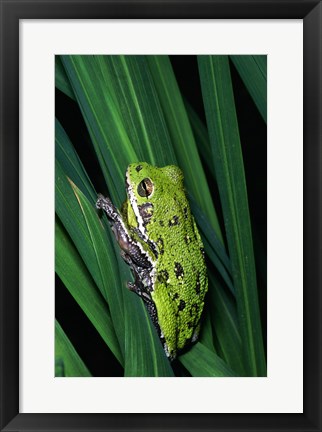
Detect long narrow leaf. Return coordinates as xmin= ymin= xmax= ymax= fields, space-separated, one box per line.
xmin=230 ymin=55 xmax=267 ymax=123
xmin=56 ymin=163 xmax=126 ymax=355
xmin=56 ymin=219 xmax=123 ymax=365
xmin=180 ymin=342 xmax=239 ymax=377
xmin=198 ymin=55 xmax=266 ymax=376
xmin=56 ymin=162 xmax=119 ymax=301
xmin=185 ymin=101 xmax=214 ymax=176
xmin=208 ymin=273 xmax=245 ymax=376
xmin=103 ymin=56 xmax=177 ymax=166
xmin=55 ymin=56 xmax=75 ymax=100
xmin=198 ymin=310 xmax=216 ymax=353
xmin=56 ymin=118 xmax=96 ymax=203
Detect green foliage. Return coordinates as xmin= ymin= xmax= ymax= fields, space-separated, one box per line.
xmin=198 ymin=55 xmax=266 ymax=376
xmin=55 ymin=54 xmax=266 ymax=377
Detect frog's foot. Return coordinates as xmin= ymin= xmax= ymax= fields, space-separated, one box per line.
xmin=127 ymin=281 xmax=150 ymax=305
xmin=118 ymin=236 xmax=152 ymax=269
xmin=120 ymin=250 xmax=133 ymax=267
xmin=96 ymin=194 xmax=119 ymax=222
xmin=96 ymin=193 xmax=109 ymax=209
xmin=128 ymin=279 xmax=154 ymax=307
xmin=191 ymin=327 xmax=200 ymax=343
xmin=127 ymin=281 xmax=140 ymax=294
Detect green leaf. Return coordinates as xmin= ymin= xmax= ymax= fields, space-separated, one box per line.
xmin=208 ymin=273 xmax=246 ymax=376
xmin=56 ymin=161 xmax=119 ymax=301
xmin=55 ymin=118 xmax=114 ymax=245
xmin=55 ymin=56 xmax=75 ymax=100
xmin=71 ymin=182 xmax=126 ymax=344
xmin=198 ymin=309 xmax=216 ymax=353
xmin=198 ymin=55 xmax=266 ymax=376
xmin=179 ymin=342 xmax=239 ymax=377
xmin=185 ymin=101 xmax=214 ymax=177
xmin=101 ymin=56 xmax=177 ymax=167
xmin=55 ymin=320 xmax=91 ymax=377
xmin=56 ymin=162 xmax=126 ymax=354
xmin=55 ymin=219 xmax=123 ymax=365
xmin=230 ymin=55 xmax=267 ymax=123
xmin=55 ymin=118 xmax=96 ymax=203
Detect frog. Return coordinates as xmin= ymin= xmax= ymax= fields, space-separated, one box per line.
xmin=96 ymin=162 xmax=208 ymax=360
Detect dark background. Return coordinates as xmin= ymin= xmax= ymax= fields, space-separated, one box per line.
xmin=55 ymin=55 xmax=267 ymax=377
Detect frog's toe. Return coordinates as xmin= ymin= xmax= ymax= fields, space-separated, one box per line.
xmin=96 ymin=194 xmax=105 ymax=209
xmin=127 ymin=281 xmax=139 ymax=293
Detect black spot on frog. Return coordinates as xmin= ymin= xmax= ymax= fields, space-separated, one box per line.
xmin=157 ymin=237 xmax=164 ymax=255
xmin=174 ymin=262 xmax=184 ymax=279
xmin=168 ymin=215 xmax=179 ymax=227
xmin=178 ymin=299 xmax=186 ymax=311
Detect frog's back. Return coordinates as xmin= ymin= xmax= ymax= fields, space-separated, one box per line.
xmin=148 ymin=190 xmax=208 ymax=359
xmin=125 ymin=162 xmax=208 ymax=360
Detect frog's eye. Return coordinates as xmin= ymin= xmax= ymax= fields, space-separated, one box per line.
xmin=138 ymin=178 xmax=154 ymax=198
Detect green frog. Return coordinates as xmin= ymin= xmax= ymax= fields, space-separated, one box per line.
xmin=96 ymin=162 xmax=208 ymax=360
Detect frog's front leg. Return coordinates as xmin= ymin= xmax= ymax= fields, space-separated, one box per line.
xmin=96 ymin=194 xmax=152 ymax=269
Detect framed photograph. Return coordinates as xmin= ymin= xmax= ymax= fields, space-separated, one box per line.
xmin=1 ymin=1 xmax=321 ymax=431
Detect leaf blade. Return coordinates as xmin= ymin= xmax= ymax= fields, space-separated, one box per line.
xmin=55 ymin=118 xmax=96 ymax=203
xmin=198 ymin=55 xmax=266 ymax=376
xmin=179 ymin=342 xmax=239 ymax=377
xmin=56 ymin=219 xmax=123 ymax=365
xmin=230 ymin=55 xmax=267 ymax=123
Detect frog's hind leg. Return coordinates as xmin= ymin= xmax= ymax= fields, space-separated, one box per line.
xmin=127 ymin=274 xmax=173 ymax=360
xmin=126 ymin=276 xmax=163 ymax=341
xmin=141 ymin=296 xmax=166 ymax=352
xmin=123 ymin=260 xmax=163 ymax=347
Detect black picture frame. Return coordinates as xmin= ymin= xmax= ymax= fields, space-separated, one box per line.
xmin=1 ymin=1 xmax=321 ymax=431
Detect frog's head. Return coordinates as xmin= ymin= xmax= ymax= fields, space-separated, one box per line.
xmin=125 ymin=162 xmax=184 ymax=205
